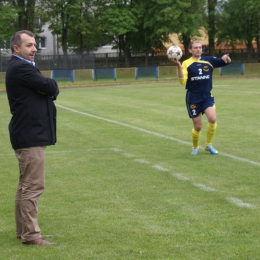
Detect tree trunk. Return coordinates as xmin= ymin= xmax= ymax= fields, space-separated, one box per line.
xmin=145 ymin=51 xmax=149 ymax=67
xmin=245 ymin=39 xmax=253 ymax=62
xmin=15 ymin=0 xmax=35 ymax=31
xmin=124 ymin=49 xmax=131 ymax=67
xmin=27 ymin=0 xmax=35 ymax=32
xmin=181 ymin=33 xmax=191 ymax=59
xmin=17 ymin=0 xmax=27 ymax=29
xmin=60 ymin=9 xmax=68 ymax=55
xmin=61 ymin=27 xmax=68 ymax=55
xmin=79 ymin=33 xmax=83 ymax=52
xmin=207 ymin=0 xmax=217 ymax=56
xmin=256 ymin=36 xmax=260 ymax=62
xmin=119 ymin=33 xmax=131 ymax=67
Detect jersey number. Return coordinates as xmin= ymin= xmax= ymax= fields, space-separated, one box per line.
xmin=198 ymin=68 xmax=203 ymax=75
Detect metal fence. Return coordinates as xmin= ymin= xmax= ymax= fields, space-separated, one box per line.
xmin=1 ymin=49 xmax=260 ymax=72
xmin=0 ymin=53 xmax=95 ymax=72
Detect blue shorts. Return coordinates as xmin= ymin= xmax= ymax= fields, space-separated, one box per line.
xmin=186 ymin=91 xmax=215 ymax=118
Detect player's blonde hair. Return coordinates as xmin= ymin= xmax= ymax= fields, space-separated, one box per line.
xmin=188 ymin=40 xmax=201 ymax=49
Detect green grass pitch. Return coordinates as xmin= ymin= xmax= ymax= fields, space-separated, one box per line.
xmin=1 ymin=78 xmax=260 ymax=259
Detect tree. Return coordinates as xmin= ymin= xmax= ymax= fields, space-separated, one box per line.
xmin=98 ymin=0 xmax=142 ymax=66
xmin=38 ymin=0 xmax=73 ymax=55
xmin=141 ymin=0 xmax=206 ymax=59
xmin=66 ymin=1 xmax=107 ymax=53
xmin=206 ymin=0 xmax=218 ymax=55
xmin=98 ymin=0 xmax=205 ymax=66
xmin=176 ymin=0 xmax=205 ymax=58
xmin=39 ymin=0 xmax=105 ymax=55
xmin=216 ymin=0 xmax=260 ymax=61
xmin=12 ymin=0 xmax=36 ymax=31
xmin=0 ymin=1 xmax=17 ymax=48
xmin=142 ymin=0 xmax=185 ymax=59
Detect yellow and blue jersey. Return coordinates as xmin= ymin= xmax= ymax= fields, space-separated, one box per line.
xmin=179 ymin=56 xmax=228 ymax=93
xmin=179 ymin=56 xmax=230 ymax=118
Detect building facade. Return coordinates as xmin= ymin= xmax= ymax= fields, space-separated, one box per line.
xmin=37 ymin=23 xmax=117 ymax=56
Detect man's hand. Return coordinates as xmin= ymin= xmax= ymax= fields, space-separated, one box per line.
xmin=222 ymin=54 xmax=231 ymax=63
xmin=169 ymin=58 xmax=182 ymax=66
xmin=37 ymin=91 xmax=46 ymax=95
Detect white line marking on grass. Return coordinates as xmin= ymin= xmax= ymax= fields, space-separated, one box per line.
xmin=122 ymin=153 xmax=135 ymax=158
xmin=110 ymin=148 xmax=121 ymax=152
xmin=152 ymin=165 xmax=169 ymax=171
xmin=226 ymin=197 xmax=255 ymax=209
xmin=47 ymin=148 xmax=112 ymax=154
xmin=56 ymin=104 xmax=260 ymax=167
xmin=0 ymin=153 xmax=14 ymax=156
xmin=56 ymin=104 xmax=190 ymax=145
xmin=171 ymin=173 xmax=190 ymax=181
xmin=134 ymin=159 xmax=150 ymax=164
xmin=0 ymin=148 xmax=113 ymax=157
xmin=193 ymin=183 xmax=217 ymax=192
xmin=220 ymin=152 xmax=260 ymax=166
xmin=110 ymin=148 xmax=256 ymax=209
xmin=214 ymin=85 xmax=231 ymax=87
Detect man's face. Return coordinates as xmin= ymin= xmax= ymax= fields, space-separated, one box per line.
xmin=189 ymin=42 xmax=202 ymax=58
xmin=13 ymin=33 xmax=37 ymax=61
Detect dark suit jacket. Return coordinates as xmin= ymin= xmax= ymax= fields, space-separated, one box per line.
xmin=5 ymin=56 xmax=59 ymax=149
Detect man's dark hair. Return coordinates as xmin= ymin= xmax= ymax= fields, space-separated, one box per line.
xmin=10 ymin=30 xmax=35 ymax=53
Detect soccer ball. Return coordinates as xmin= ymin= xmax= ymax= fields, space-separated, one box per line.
xmin=167 ymin=45 xmax=182 ymax=60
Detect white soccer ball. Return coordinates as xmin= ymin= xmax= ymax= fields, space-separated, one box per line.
xmin=167 ymin=45 xmax=182 ymax=60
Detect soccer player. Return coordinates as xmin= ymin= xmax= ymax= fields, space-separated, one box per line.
xmin=170 ymin=41 xmax=231 ymax=155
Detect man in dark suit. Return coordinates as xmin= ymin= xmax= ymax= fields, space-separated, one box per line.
xmin=5 ymin=30 xmax=59 ymax=246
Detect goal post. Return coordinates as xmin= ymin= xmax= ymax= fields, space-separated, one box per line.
xmin=135 ymin=67 xmax=159 ymax=79
xmin=93 ymin=68 xmax=116 ymax=81
xmin=220 ymin=64 xmax=244 ymax=76
xmin=52 ymin=70 xmax=74 ymax=82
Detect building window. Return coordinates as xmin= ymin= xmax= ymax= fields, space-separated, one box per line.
xmin=37 ymin=37 xmax=46 ymax=49
xmin=34 ymin=17 xmax=42 ymax=26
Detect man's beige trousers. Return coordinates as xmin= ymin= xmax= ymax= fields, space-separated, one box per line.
xmin=14 ymin=146 xmax=45 ymax=242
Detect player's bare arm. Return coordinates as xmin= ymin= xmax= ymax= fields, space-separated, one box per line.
xmin=168 ymin=58 xmax=184 ymax=78
xmin=176 ymin=61 xmax=184 ymax=78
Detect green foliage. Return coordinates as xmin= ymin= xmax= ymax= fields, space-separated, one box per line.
xmin=66 ymin=2 xmax=107 ymax=52
xmin=179 ymin=0 xmax=204 ymax=35
xmin=0 ymin=0 xmax=260 ymax=57
xmin=100 ymin=3 xmax=139 ymax=36
xmin=217 ymin=0 xmax=260 ymax=53
xmin=38 ymin=0 xmax=105 ymax=54
xmin=0 ymin=1 xmax=17 ymax=44
xmin=99 ymin=0 xmax=206 ymax=61
xmin=144 ymin=0 xmax=185 ymax=36
xmin=12 ymin=0 xmax=36 ymax=31
xmin=98 ymin=0 xmax=143 ymax=60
